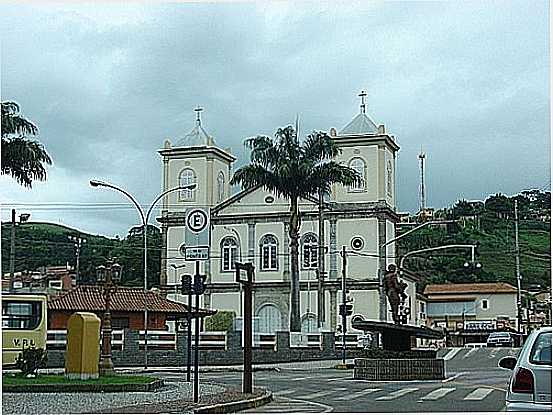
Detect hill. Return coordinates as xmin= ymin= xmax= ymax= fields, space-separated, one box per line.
xmin=1 ymin=222 xmax=161 ymax=287
xmin=398 ymin=190 xmax=551 ymax=291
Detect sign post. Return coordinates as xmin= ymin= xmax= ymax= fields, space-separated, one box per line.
xmin=235 ymin=262 xmax=254 ymax=394
xmin=180 ymin=274 xmax=193 ymax=382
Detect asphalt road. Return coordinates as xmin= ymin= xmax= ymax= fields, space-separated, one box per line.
xmin=189 ymin=347 xmax=518 ymax=413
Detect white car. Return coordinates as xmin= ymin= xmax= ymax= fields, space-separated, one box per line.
xmin=499 ymin=327 xmax=551 ymax=412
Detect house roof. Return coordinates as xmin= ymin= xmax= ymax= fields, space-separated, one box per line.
xmin=424 ymin=282 xmax=518 ymax=295
xmin=48 ymin=285 xmax=216 ymax=316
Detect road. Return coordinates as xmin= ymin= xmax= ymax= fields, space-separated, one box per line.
xmin=183 ymin=347 xmax=517 ymax=413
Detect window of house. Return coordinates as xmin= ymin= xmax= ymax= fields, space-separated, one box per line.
xmin=348 ymin=158 xmax=366 ymax=192
xmin=481 ymin=299 xmax=489 ymax=310
xmin=302 ymin=233 xmax=318 ymax=269
xmin=217 ymin=171 xmax=225 ymax=203
xmin=221 ymin=236 xmax=238 ymax=272
xmin=260 ymin=234 xmax=278 ymax=271
xmin=112 ymin=317 xmax=130 ymax=329
xmin=179 ymin=168 xmax=196 ymax=201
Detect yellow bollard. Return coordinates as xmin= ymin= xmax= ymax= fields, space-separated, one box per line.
xmin=65 ymin=312 xmax=101 ymax=380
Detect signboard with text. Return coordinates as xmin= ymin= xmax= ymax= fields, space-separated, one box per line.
xmin=464 ymin=320 xmax=496 ymax=332
xmin=183 ymin=208 xmax=210 ymax=261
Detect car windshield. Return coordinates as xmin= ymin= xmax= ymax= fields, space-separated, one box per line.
xmin=529 ymin=332 xmax=552 ymax=365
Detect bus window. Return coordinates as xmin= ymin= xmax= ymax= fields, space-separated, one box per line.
xmin=2 ymin=301 xmax=42 ymax=330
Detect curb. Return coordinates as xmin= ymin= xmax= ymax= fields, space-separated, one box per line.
xmin=193 ymin=390 xmax=273 ymax=414
xmin=2 ymin=379 xmax=164 ymax=393
xmin=117 ymin=366 xmax=279 ymax=374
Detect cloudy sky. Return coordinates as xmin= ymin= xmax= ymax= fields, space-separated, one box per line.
xmin=1 ymin=1 xmax=550 ymax=238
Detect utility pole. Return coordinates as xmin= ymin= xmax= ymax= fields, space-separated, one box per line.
xmin=9 ymin=209 xmax=16 ymax=292
xmin=341 ymin=246 xmax=347 ymax=364
xmin=514 ymin=199 xmax=523 ymax=336
xmin=317 ymin=189 xmax=326 ymax=328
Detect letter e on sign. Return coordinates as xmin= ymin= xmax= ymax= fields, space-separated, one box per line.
xmin=186 ymin=208 xmax=209 ymax=234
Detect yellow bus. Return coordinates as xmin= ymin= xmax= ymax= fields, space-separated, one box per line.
xmin=2 ymin=293 xmax=48 ymax=366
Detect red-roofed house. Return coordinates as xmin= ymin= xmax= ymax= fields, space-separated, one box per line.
xmin=48 ymin=285 xmax=216 ymax=330
xmin=424 ymin=282 xmax=518 ymax=346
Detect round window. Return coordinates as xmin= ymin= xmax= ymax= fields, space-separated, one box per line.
xmin=351 ymin=236 xmax=364 ymax=251
xmin=264 ymin=195 xmax=275 ymax=204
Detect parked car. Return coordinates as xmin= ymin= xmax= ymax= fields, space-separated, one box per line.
xmin=498 ymin=326 xmax=551 ymax=412
xmin=487 ymin=331 xmax=514 ymax=347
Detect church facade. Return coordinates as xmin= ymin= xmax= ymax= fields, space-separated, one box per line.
xmin=157 ymin=94 xmax=417 ymax=334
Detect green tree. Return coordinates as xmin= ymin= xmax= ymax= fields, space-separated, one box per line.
xmin=1 ymin=101 xmax=52 ymax=188
xmin=231 ymin=126 xmax=359 ymax=331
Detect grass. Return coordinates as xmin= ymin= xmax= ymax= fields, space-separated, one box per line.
xmin=2 ymin=374 xmax=156 ymax=385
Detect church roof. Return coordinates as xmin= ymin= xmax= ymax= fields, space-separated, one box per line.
xmin=176 ymin=123 xmax=214 ymax=147
xmin=339 ymin=112 xmax=379 ymax=136
xmin=175 ymin=107 xmax=216 ymax=147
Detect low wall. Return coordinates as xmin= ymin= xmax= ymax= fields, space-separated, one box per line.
xmin=354 ymin=358 xmax=445 ymax=381
xmin=45 ymin=330 xmax=368 ymax=368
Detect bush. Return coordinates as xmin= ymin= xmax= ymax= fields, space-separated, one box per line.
xmin=204 ymin=310 xmax=235 ymax=332
xmin=15 ymin=347 xmax=47 ymax=377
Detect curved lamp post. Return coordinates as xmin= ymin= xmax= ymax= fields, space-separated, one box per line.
xmin=90 ymin=179 xmax=197 ymax=368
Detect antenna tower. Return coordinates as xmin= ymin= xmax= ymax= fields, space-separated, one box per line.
xmin=418 ymin=149 xmax=426 ymax=212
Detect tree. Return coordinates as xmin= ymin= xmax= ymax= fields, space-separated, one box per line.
xmin=231 ymin=126 xmax=359 ymax=331
xmin=1 ymin=101 xmax=52 ymax=188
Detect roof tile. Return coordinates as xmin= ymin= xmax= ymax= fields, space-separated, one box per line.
xmin=424 ymin=282 xmax=517 ymax=295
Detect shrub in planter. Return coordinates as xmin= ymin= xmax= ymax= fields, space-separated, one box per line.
xmin=15 ymin=347 xmax=48 ymax=377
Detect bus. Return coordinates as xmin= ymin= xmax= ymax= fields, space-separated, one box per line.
xmin=2 ymin=293 xmax=48 ymax=366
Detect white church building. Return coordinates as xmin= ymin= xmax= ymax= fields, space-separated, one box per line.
xmin=157 ymin=93 xmax=418 ymax=334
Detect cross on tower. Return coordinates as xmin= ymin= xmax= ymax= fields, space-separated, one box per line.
xmin=358 ymin=90 xmax=367 ymax=114
xmin=194 ymin=106 xmax=203 ymax=126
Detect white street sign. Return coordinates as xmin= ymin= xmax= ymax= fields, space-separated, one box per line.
xmin=184 ymin=246 xmax=209 ymax=261
xmin=186 ymin=208 xmax=209 ymax=234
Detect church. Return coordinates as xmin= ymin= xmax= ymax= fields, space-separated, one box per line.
xmin=157 ymin=92 xmax=417 ymax=336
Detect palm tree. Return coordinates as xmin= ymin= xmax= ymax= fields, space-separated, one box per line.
xmin=231 ymin=126 xmax=359 ymax=331
xmin=1 ymin=101 xmax=52 ymax=188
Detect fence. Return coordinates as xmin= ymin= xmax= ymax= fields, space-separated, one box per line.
xmin=44 ymin=329 xmax=369 ymax=368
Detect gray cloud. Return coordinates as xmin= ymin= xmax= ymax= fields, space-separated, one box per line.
xmin=1 ymin=1 xmax=549 ymax=237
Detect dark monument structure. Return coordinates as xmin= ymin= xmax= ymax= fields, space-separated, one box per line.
xmin=352 ymin=264 xmax=446 ymax=381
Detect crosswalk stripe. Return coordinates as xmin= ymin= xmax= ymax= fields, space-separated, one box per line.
xmin=463 ymin=348 xmax=478 ymax=359
xmin=275 ymin=389 xmax=296 ymax=396
xmin=297 ymin=390 xmax=335 ymax=400
xmin=375 ymin=387 xmax=419 ymax=401
xmin=443 ymin=347 xmax=463 ymax=360
xmin=420 ymin=388 xmax=456 ymax=401
xmin=464 ymin=388 xmax=494 ymax=400
xmin=335 ymin=388 xmax=381 ymax=400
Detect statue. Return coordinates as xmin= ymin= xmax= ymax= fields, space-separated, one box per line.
xmin=384 ymin=264 xmax=408 ymax=324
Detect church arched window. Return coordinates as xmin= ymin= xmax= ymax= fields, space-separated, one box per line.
xmin=179 ymin=168 xmax=196 ymax=201
xmin=217 ymin=171 xmax=225 ymax=203
xmin=302 ymin=233 xmax=318 ymax=269
xmin=260 ymin=234 xmax=278 ymax=271
xmin=349 ymin=158 xmax=366 ymax=192
xmin=220 ymin=236 xmax=238 ymax=271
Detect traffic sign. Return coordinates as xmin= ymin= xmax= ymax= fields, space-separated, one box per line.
xmin=184 ymin=246 xmax=209 ymax=261
xmin=186 ymin=208 xmax=209 ymax=234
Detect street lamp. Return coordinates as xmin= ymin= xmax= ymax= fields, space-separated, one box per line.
xmin=9 ymin=209 xmax=31 ymax=292
xmin=90 ymin=179 xmax=197 ymax=369
xmin=97 ymin=259 xmax=122 ymax=375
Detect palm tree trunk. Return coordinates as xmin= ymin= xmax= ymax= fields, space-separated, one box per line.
xmin=289 ymin=196 xmax=301 ymax=332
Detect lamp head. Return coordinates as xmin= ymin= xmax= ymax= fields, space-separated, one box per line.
xmin=111 ymin=263 xmax=122 ymax=282
xmin=96 ymin=265 xmax=107 ymax=282
xmin=90 ymin=180 xmax=101 ymax=187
